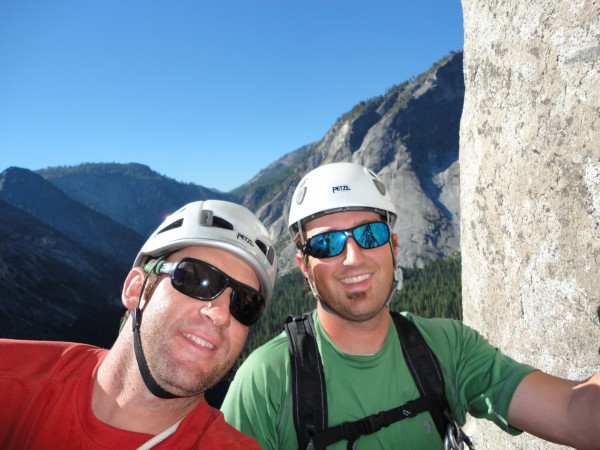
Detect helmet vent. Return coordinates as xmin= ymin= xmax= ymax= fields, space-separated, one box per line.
xmin=267 ymin=246 xmax=275 ymax=265
xmin=211 ymin=215 xmax=234 ymax=230
xmin=157 ymin=218 xmax=183 ymax=235
xmin=295 ymin=186 xmax=307 ymax=205
xmin=256 ymin=240 xmax=276 ymax=265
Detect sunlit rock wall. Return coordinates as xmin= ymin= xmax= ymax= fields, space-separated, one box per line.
xmin=460 ymin=1 xmax=600 ymax=448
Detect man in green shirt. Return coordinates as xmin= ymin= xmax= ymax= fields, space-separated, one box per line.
xmin=222 ymin=162 xmax=600 ymax=449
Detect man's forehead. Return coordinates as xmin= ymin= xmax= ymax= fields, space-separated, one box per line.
xmin=304 ymin=210 xmax=383 ymax=231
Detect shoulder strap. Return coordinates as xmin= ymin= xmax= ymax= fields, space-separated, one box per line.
xmin=284 ymin=312 xmax=327 ymax=450
xmin=390 ymin=311 xmax=450 ymax=437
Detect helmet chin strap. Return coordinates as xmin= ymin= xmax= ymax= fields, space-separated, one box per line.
xmin=390 ymin=265 xmax=403 ymax=305
xmin=388 ymin=237 xmax=402 ymax=305
xmin=305 ymin=276 xmax=333 ymax=315
xmin=132 ymin=265 xmax=181 ymax=400
xmin=132 ymin=307 xmax=180 ymax=400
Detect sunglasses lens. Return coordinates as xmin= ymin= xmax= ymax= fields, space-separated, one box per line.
xmin=353 ymin=222 xmax=389 ymax=249
xmin=307 ymin=232 xmax=348 ymax=258
xmin=230 ymin=288 xmax=265 ymax=326
xmin=168 ymin=259 xmax=264 ymax=326
xmin=305 ymin=222 xmax=390 ymax=258
xmin=171 ymin=260 xmax=227 ymax=299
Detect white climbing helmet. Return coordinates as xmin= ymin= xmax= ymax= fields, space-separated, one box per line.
xmin=288 ymin=162 xmax=397 ymax=239
xmin=134 ymin=200 xmax=277 ymax=304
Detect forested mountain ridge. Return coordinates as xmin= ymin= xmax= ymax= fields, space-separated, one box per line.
xmin=38 ymin=162 xmax=235 ymax=237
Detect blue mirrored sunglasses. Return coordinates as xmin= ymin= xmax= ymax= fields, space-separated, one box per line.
xmin=147 ymin=257 xmax=265 ymax=326
xmin=301 ymin=221 xmax=391 ymax=258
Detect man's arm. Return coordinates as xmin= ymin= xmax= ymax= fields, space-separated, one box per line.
xmin=508 ymin=370 xmax=600 ymax=450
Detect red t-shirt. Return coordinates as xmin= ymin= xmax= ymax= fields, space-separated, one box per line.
xmin=0 ymin=339 xmax=260 ymax=449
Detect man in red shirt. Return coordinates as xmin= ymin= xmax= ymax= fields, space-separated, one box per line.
xmin=0 ymin=200 xmax=277 ymax=449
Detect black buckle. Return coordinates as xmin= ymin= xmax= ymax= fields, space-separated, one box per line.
xmin=360 ymin=412 xmax=386 ymax=435
xmin=401 ymin=399 xmax=418 ymax=418
xmin=337 ymin=411 xmax=394 ymax=450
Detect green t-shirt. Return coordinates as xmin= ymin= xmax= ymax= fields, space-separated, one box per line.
xmin=221 ymin=311 xmax=536 ymax=449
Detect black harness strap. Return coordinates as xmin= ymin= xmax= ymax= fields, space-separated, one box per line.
xmin=285 ymin=311 xmax=451 ymax=450
xmin=310 ymin=396 xmax=434 ymax=450
xmin=391 ymin=311 xmax=450 ymax=438
xmin=284 ymin=313 xmax=328 ymax=450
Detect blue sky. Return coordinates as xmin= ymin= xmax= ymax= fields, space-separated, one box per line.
xmin=0 ymin=1 xmax=463 ymax=192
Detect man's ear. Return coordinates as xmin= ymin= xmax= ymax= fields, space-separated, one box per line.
xmin=391 ymin=232 xmax=399 ymax=258
xmin=296 ymin=251 xmax=309 ymax=278
xmin=122 ymin=267 xmax=145 ymax=311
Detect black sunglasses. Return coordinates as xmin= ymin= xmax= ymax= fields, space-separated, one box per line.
xmin=149 ymin=257 xmax=265 ymax=326
xmin=301 ymin=221 xmax=391 ymax=258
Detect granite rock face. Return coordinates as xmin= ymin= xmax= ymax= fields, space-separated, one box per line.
xmin=460 ymin=1 xmax=600 ymax=448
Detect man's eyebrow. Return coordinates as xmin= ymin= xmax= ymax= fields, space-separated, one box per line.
xmin=310 ymin=220 xmax=380 ymax=234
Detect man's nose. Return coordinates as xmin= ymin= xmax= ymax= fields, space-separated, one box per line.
xmin=199 ymin=292 xmax=231 ymax=327
xmin=342 ymin=237 xmax=366 ymax=264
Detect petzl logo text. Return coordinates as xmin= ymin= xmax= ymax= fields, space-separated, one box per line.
xmin=332 ymin=185 xmax=351 ymax=193
xmin=237 ymin=233 xmax=254 ymax=246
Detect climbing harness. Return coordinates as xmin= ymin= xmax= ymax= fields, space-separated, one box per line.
xmin=284 ymin=311 xmax=474 ymax=450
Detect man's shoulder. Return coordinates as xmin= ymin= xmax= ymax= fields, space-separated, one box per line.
xmin=0 ymin=338 xmax=99 ymax=353
xmin=227 ymin=329 xmax=292 ymax=397
xmin=0 ymin=339 xmax=104 ymax=378
xmin=399 ymin=311 xmax=471 ymax=335
xmin=242 ymin=331 xmax=290 ymax=369
xmin=392 ymin=311 xmax=481 ymax=355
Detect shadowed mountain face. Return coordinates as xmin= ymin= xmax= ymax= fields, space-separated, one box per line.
xmin=0 ymin=51 xmax=463 ymax=344
xmin=0 ymin=167 xmax=144 ymax=266
xmin=0 ymin=200 xmax=124 ymax=347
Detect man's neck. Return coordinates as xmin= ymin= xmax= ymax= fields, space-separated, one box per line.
xmin=92 ymin=339 xmax=200 ymax=435
xmin=317 ymin=305 xmax=390 ymax=355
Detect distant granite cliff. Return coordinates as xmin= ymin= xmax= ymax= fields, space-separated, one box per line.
xmin=238 ymin=51 xmax=464 ymax=273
